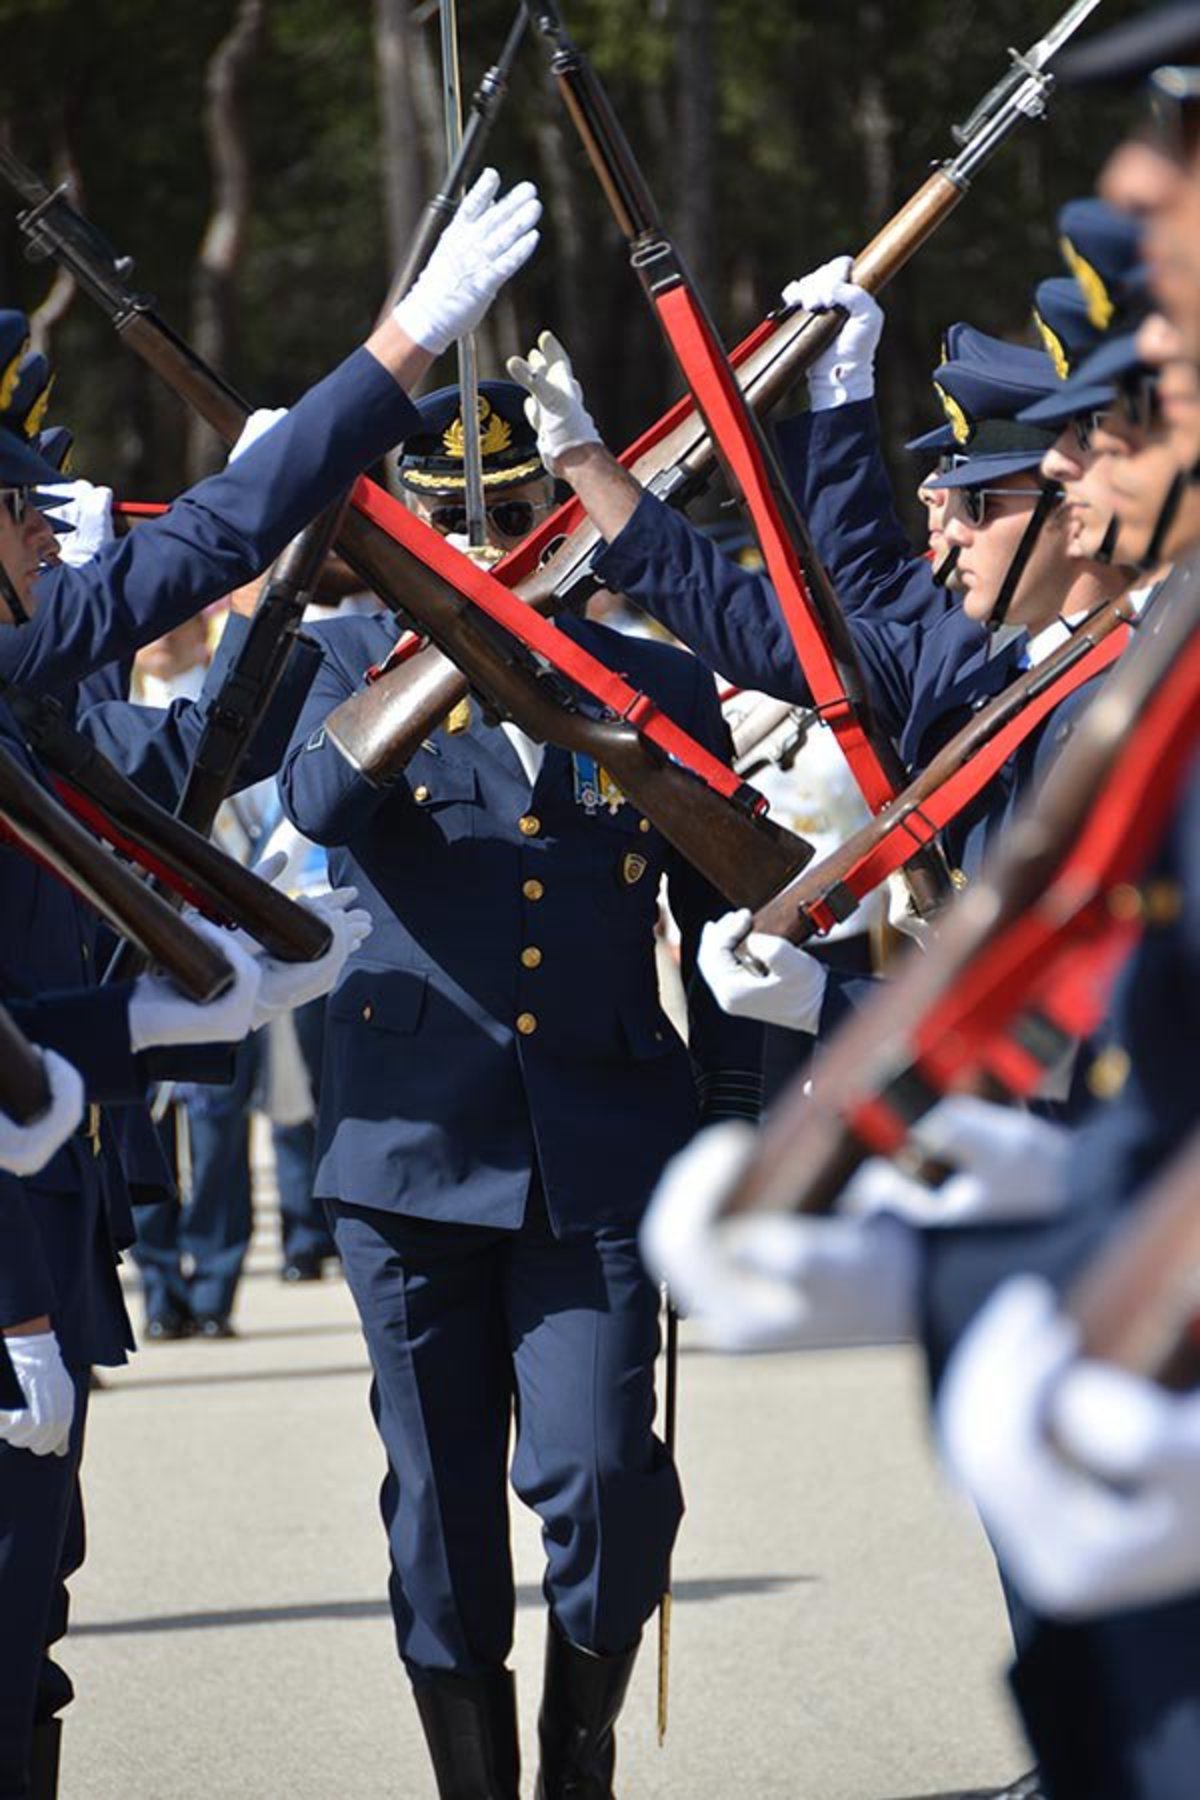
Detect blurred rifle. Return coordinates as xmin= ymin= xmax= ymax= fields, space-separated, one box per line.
xmin=0 ymin=744 xmax=234 ymax=1002
xmin=2 ymin=689 xmax=331 ymax=964
xmin=716 ymin=556 xmax=1200 ymax=1221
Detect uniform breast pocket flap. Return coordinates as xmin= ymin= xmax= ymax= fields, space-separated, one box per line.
xmin=408 ymin=764 xmax=479 ymax=811
xmin=330 ymin=969 xmax=429 ymax=1036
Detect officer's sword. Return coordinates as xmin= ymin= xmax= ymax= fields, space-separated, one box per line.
xmin=439 ymin=0 xmax=491 ymax=558
xmin=657 ymin=1287 xmax=678 ymax=1744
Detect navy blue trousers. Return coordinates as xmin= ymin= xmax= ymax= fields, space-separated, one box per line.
xmin=0 ymin=1374 xmax=89 ymax=1799
xmin=330 ymin=1189 xmax=682 ymax=1679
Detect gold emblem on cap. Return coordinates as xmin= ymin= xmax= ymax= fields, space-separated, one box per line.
xmin=934 ymin=381 xmax=971 ymax=447
xmin=443 ymin=395 xmax=512 ymax=462
xmin=22 ymin=373 xmax=53 ymax=440
xmin=1059 ymin=235 xmax=1114 ymax=332
xmin=621 ymin=851 xmax=648 ymax=887
xmin=0 ymin=335 xmax=29 ymax=411
xmin=1033 ymin=311 xmax=1070 ymax=382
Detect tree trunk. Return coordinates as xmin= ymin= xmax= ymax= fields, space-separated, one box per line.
xmin=675 ymin=0 xmax=715 ymax=299
xmin=187 ymin=0 xmax=267 ymax=484
xmin=374 ymin=0 xmax=428 ymax=284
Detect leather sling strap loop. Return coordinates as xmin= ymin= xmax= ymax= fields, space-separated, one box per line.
xmin=988 ymin=482 xmax=1060 ymax=635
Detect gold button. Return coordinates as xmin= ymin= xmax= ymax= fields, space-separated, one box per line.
xmin=638 ymin=819 xmax=651 ymax=834
xmin=413 ymin=785 xmax=431 ymax=804
xmin=516 ymin=1011 xmax=538 ymax=1036
xmin=949 ymin=868 xmax=969 ymax=891
xmin=521 ymin=946 xmax=543 ymax=969
xmin=523 ymin=879 xmax=545 ymax=901
xmin=1087 ymin=1046 xmax=1130 ymax=1101
xmin=518 ymin=814 xmax=541 ymax=837
xmin=362 ymin=1003 xmax=374 ymax=1022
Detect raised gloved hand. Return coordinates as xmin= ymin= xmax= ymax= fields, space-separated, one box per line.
xmin=940 ymin=1275 xmax=1200 ymax=1619
xmin=0 ymin=1330 xmax=75 ymax=1457
xmin=248 ymin=887 xmax=373 ymax=1027
xmin=228 ymin=408 xmax=288 ymax=463
xmin=780 ymin=255 xmax=883 ymax=410
xmin=127 ymin=924 xmax=263 ymax=1051
xmin=0 ymin=1051 xmax=85 ymax=1179
xmin=697 ymin=909 xmax=828 ymax=1030
xmin=394 ymin=168 xmax=542 ymax=357
xmin=840 ymin=1096 xmax=1073 ymax=1227
xmin=506 ymin=330 xmax=600 ymax=471
xmin=37 ymin=479 xmax=115 ymax=567
xmin=640 ymin=1121 xmax=919 ymax=1352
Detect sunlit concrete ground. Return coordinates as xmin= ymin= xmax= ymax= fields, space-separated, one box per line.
xmin=61 ymin=1164 xmax=1028 ymax=1799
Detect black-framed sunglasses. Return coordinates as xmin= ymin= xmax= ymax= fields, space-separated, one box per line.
xmin=1147 ymin=65 xmax=1200 ymax=167
xmin=1076 ymin=377 xmax=1163 ymax=452
xmin=429 ymin=498 xmax=549 ymax=540
xmin=0 ymin=488 xmax=27 ymax=525
xmin=952 ymin=483 xmax=1064 ymax=528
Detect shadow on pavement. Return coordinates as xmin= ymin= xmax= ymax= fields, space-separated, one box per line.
xmin=74 ymin=1575 xmax=815 ymax=1638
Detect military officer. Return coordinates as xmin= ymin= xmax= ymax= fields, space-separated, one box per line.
xmin=278 ymin=377 xmax=764 ymax=1799
xmin=0 ymin=168 xmax=542 ymax=1799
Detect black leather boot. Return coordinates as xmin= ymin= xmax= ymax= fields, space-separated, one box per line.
xmin=29 ymin=1720 xmax=62 ymax=1800
xmin=411 ymin=1668 xmax=520 ymax=1800
xmin=535 ymin=1617 xmax=639 ymax=1799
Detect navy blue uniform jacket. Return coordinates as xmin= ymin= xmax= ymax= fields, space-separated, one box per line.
xmin=0 ymin=346 xmax=420 ymax=1366
xmin=280 ymin=609 xmax=763 ymax=1235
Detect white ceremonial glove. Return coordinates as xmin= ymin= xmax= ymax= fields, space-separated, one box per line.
xmin=640 ymin=1121 xmax=919 ymax=1352
xmin=393 ymin=168 xmax=542 ymax=356
xmin=697 ymin=908 xmax=828 ymax=1030
xmin=940 ymin=1275 xmax=1200 ymax=1619
xmin=0 ymin=1331 xmax=75 ymax=1457
xmin=127 ymin=923 xmax=263 ymax=1051
xmin=506 ymin=330 xmax=600 ymax=470
xmin=780 ymin=254 xmax=883 ymax=410
xmin=839 ymin=1096 xmax=1073 ymax=1228
xmin=0 ymin=1051 xmax=85 ymax=1179
xmin=228 ymin=408 xmax=288 ymax=463
xmin=248 ymin=887 xmax=373 ymax=1028
xmin=38 ymin=479 xmax=115 ymax=566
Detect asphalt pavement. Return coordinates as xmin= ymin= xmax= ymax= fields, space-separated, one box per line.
xmin=60 ymin=1204 xmax=1029 ymax=1799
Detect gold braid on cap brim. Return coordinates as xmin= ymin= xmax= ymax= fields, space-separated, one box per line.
xmin=399 ymin=455 xmax=546 ymax=492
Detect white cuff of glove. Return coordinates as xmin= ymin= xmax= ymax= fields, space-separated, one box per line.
xmin=249 ymin=887 xmax=373 ymax=1027
xmin=128 ymin=924 xmax=263 ymax=1051
xmin=506 ymin=330 xmax=601 ymax=469
xmin=640 ymin=1121 xmax=919 ymax=1352
xmin=0 ymin=1331 xmax=75 ymax=1457
xmin=393 ymin=168 xmax=542 ymax=357
xmin=228 ymin=408 xmax=288 ymax=463
xmin=839 ymin=1096 xmax=1072 ymax=1228
xmin=0 ymin=1052 xmax=86 ymax=1179
xmin=697 ymin=910 xmax=828 ymax=1030
xmin=781 ymin=254 xmax=882 ymax=411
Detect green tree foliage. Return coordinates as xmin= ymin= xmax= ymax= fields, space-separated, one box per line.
xmin=0 ymin=0 xmax=1146 ymax=519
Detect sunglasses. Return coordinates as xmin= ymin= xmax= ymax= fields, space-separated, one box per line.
xmin=429 ymin=499 xmax=548 ymax=540
xmin=1147 ymin=65 xmax=1200 ymax=167
xmin=0 ymin=488 xmax=27 ymax=525
xmin=951 ymin=483 xmax=1064 ymax=527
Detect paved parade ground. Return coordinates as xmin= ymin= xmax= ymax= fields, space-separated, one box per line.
xmin=62 ymin=1213 xmax=1028 ymax=1800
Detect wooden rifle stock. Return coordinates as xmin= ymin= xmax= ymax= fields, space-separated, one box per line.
xmin=0 ymin=1004 xmax=52 ymax=1126
xmin=752 ymin=595 xmax=1136 ymax=944
xmin=718 ymin=560 xmax=1200 ymax=1224
xmin=0 ymin=746 xmax=233 ymax=1002
xmin=6 ymin=695 xmax=331 ymax=964
xmin=325 ymin=517 xmax=814 ymax=910
xmin=1065 ymin=1126 xmax=1200 ymax=1389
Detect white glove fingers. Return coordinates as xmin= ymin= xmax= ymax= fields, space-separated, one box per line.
xmin=1049 ymin=1361 xmax=1176 ymax=1484
xmin=490 ymin=228 xmax=542 ymax=286
xmin=253 ymin=850 xmax=289 ymax=888
xmin=456 ymin=166 xmax=501 ymax=221
xmin=506 ymin=354 xmax=535 ymax=389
